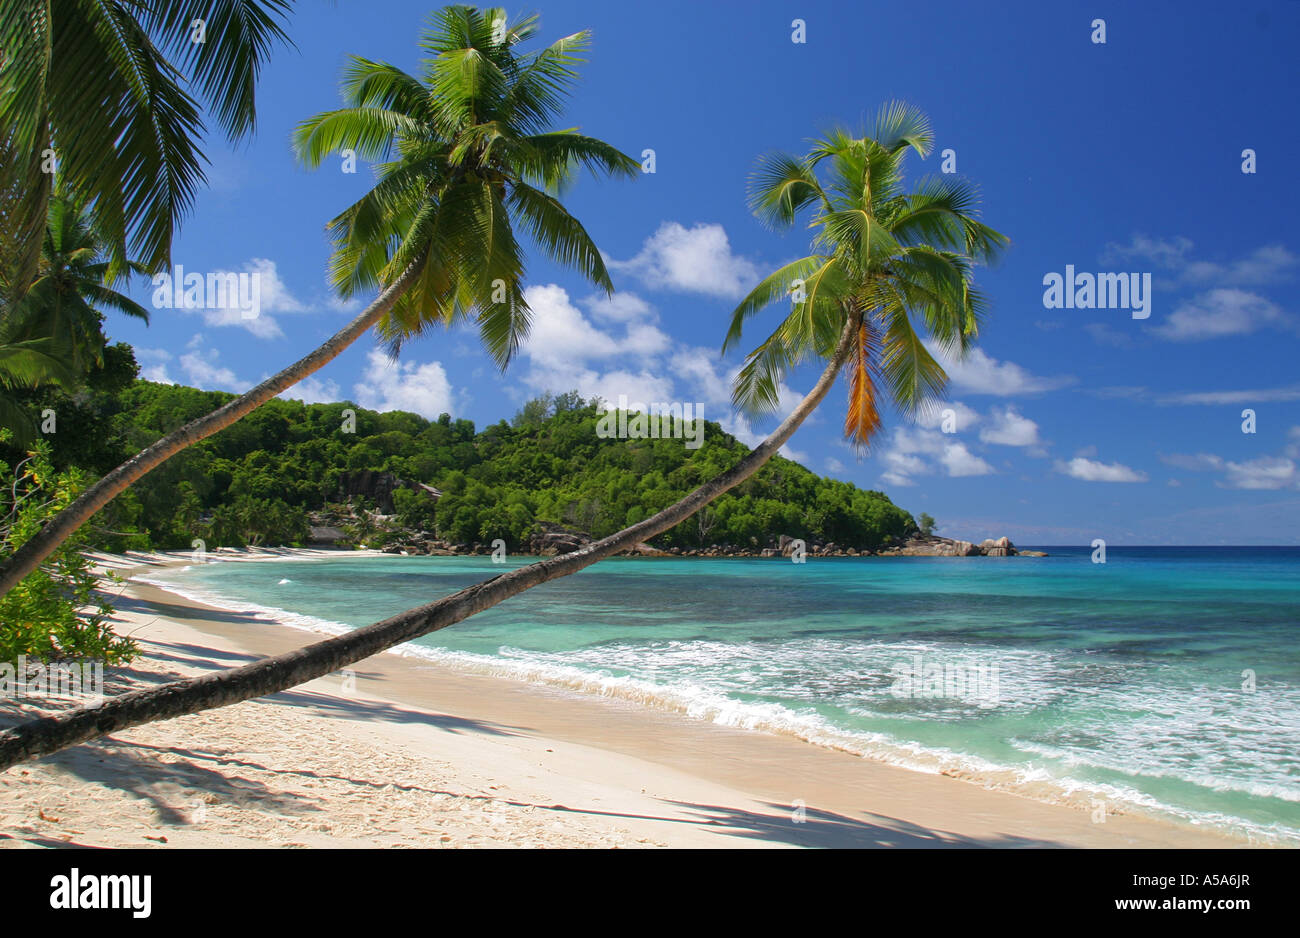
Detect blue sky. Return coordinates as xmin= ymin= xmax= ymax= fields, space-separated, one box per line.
xmin=108 ymin=0 xmax=1300 ymax=545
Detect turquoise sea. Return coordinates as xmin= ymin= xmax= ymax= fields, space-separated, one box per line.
xmin=146 ymin=547 xmax=1300 ymax=843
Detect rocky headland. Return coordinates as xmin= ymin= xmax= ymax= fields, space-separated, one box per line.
xmin=306 ymin=501 xmax=1046 ymax=559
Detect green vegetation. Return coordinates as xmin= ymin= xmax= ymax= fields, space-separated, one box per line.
xmin=5 ymin=382 xmax=917 ymax=554
xmin=1 ymin=195 xmax=152 ymax=442
xmin=0 ymin=432 xmax=135 ymax=664
xmin=919 ymin=512 xmax=936 ymax=536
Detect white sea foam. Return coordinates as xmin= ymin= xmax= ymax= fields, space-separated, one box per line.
xmin=136 ymin=574 xmax=356 ymax=640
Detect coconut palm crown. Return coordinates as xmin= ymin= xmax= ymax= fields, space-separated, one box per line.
xmin=18 ymin=195 xmax=151 ymax=376
xmin=293 ymin=5 xmax=638 ymax=366
xmin=725 ymin=102 xmax=1009 ymax=447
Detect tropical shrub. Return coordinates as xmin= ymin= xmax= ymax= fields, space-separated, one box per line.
xmin=0 ymin=432 xmax=135 ymax=664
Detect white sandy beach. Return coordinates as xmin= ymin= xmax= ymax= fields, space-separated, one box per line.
xmin=0 ymin=549 xmax=1254 ymax=849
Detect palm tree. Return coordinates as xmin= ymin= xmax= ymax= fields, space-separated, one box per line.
xmin=0 ymin=141 xmax=73 ymax=441
xmin=0 ymin=330 xmax=74 ymax=447
xmin=15 ymin=195 xmax=152 ymax=375
xmin=0 ymin=5 xmax=637 ymax=599
xmin=0 ymin=0 xmax=294 ymax=290
xmin=727 ymin=102 xmax=1007 ymax=445
xmin=0 ymin=195 xmax=150 ymax=443
xmin=0 ymin=102 xmax=1007 ymax=770
xmin=293 ymin=5 xmax=634 ymax=366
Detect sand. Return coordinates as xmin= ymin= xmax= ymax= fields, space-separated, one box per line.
xmin=0 ymin=549 xmax=1255 ymax=849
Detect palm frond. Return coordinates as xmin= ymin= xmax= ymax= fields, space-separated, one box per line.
xmin=6 ymin=1 xmax=207 ymax=280
xmin=0 ymin=337 xmax=78 ymax=389
xmin=723 ymin=255 xmax=828 ymax=353
xmin=293 ymin=106 xmax=428 ymax=167
xmin=339 ymin=58 xmax=432 ymax=120
xmin=748 ymin=152 xmax=825 ymax=228
xmin=508 ymin=182 xmax=613 ymax=291
xmin=731 ymin=329 xmax=797 ymax=418
xmin=140 ymin=0 xmax=293 ymax=140
xmin=503 ymin=30 xmax=592 ymax=135
xmin=517 ymin=131 xmax=638 ymax=191
xmin=871 ymin=100 xmax=933 ymax=157
xmin=879 ymin=300 xmax=949 ymax=416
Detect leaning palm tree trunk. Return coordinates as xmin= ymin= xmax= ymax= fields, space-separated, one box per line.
xmin=0 ymin=265 xmax=420 ymax=599
xmin=0 ymin=318 xmax=857 ymax=770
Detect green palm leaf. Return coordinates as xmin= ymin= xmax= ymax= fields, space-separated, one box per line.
xmin=138 ymin=0 xmax=294 ymax=140
xmin=748 ymin=152 xmax=826 ymax=229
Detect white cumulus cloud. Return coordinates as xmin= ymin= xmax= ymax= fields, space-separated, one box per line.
xmin=153 ymin=258 xmax=308 ymax=339
xmin=279 ymin=375 xmax=342 ymax=405
xmin=353 ymin=349 xmax=455 ymax=419
xmin=178 ymin=349 xmax=242 ymax=392
xmin=138 ymin=339 xmax=243 ymax=391
xmin=1054 ymin=457 xmax=1148 ymax=483
xmin=1221 ymin=457 xmax=1296 ymax=490
xmin=1102 ymin=235 xmax=1297 ymax=286
xmin=930 ymin=344 xmax=1074 ymax=396
xmin=915 ymin=400 xmax=981 ymax=432
xmin=875 ymin=425 xmax=995 ymax=486
xmin=1153 ymin=288 xmax=1290 ymax=341
xmin=979 ymin=406 xmax=1041 ymax=448
xmin=940 ymin=442 xmax=995 ymax=477
xmin=608 ymin=222 xmax=762 ymax=298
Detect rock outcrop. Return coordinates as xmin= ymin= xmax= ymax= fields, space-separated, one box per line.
xmin=335 ymin=470 xmax=436 ymax=514
xmin=305 ymin=507 xmax=1043 ymax=560
xmin=307 ymin=525 xmax=346 ymax=546
xmin=980 ymin=536 xmax=1013 ymax=557
xmin=528 ymin=522 xmax=666 ymax=557
xmin=877 ymin=534 xmax=1042 ymax=558
xmin=529 ymin=522 xmax=591 ymax=556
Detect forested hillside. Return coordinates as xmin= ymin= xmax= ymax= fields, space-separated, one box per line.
xmin=7 ymin=379 xmax=918 ymax=554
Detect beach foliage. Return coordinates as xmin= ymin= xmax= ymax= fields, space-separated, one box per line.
xmin=0 ymin=186 xmax=150 ymax=445
xmin=0 ymin=432 xmax=135 ymax=665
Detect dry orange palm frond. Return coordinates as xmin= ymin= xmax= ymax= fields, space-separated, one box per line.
xmin=844 ymin=319 xmax=882 ymax=446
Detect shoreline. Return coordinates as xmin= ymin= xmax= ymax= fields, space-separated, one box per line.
xmin=0 ymin=548 xmax=1263 ymax=848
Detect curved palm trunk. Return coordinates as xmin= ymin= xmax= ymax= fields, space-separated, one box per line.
xmin=0 ymin=265 xmax=421 ymax=599
xmin=0 ymin=318 xmax=857 ymax=770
